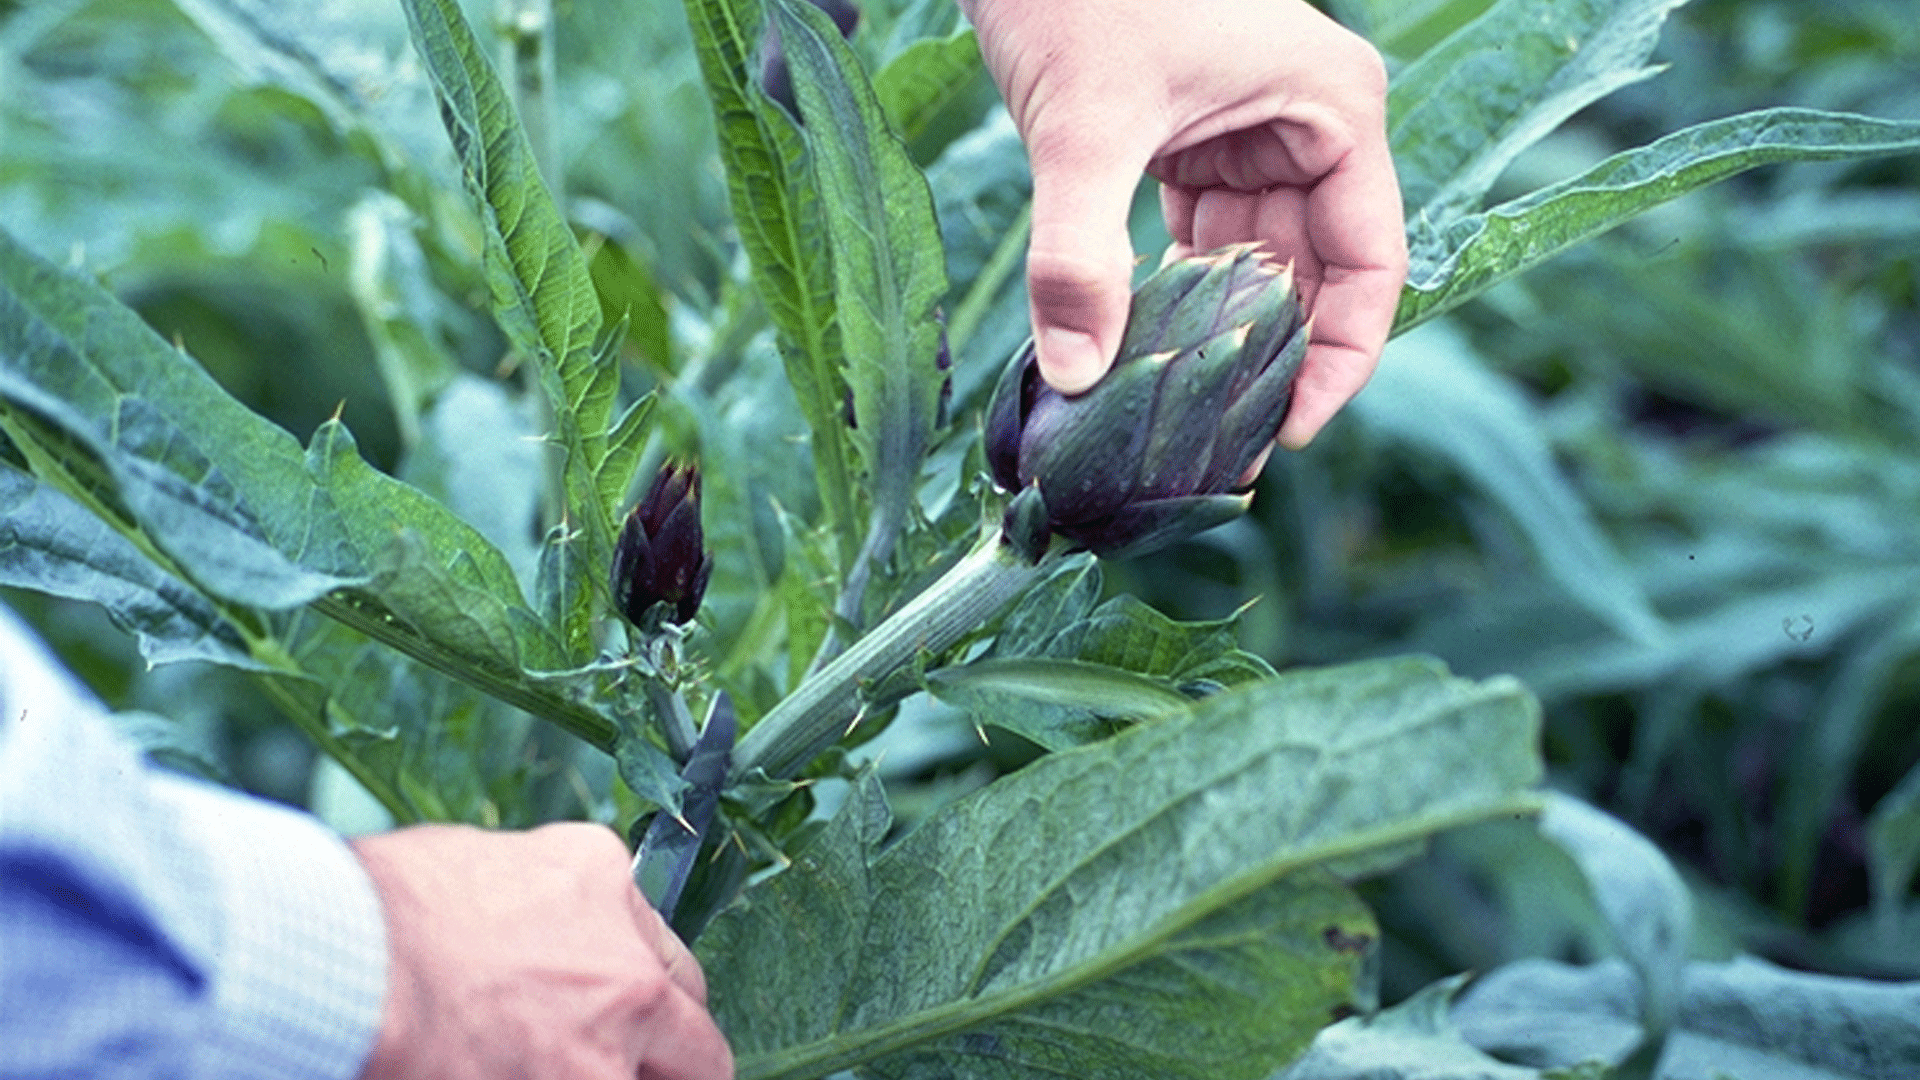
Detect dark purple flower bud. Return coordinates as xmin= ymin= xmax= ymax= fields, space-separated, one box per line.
xmin=612 ymin=462 xmax=714 ymax=627
xmin=760 ymin=0 xmax=861 ymax=120
xmin=985 ymin=245 xmax=1309 ymax=560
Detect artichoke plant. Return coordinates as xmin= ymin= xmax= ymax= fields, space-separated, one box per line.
xmin=985 ymin=244 xmax=1309 ymax=559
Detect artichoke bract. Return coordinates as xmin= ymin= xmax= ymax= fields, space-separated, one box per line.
xmin=985 ymin=244 xmax=1310 ymax=560
xmin=612 ymin=462 xmax=713 ymax=627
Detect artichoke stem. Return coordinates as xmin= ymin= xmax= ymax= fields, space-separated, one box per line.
xmin=728 ymin=528 xmax=1063 ymax=782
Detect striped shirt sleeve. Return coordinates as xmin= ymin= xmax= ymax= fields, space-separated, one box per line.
xmin=0 ymin=606 xmax=390 ymax=1080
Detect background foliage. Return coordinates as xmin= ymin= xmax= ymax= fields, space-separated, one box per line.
xmin=3 ymin=0 xmax=1918 ymax=1076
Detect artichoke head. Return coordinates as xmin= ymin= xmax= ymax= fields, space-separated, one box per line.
xmin=612 ymin=461 xmax=714 ymax=628
xmin=985 ymin=244 xmax=1308 ymax=560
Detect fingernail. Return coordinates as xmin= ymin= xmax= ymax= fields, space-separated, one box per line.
xmin=1038 ymin=327 xmax=1105 ymax=395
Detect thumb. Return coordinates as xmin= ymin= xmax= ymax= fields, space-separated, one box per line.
xmin=1023 ymin=132 xmax=1146 ymax=394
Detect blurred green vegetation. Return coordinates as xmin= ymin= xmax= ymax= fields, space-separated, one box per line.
xmin=2 ymin=0 xmax=1916 ymax=1003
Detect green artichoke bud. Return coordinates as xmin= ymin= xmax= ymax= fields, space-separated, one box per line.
xmin=985 ymin=244 xmax=1308 ymax=560
xmin=612 ymin=462 xmax=713 ymax=627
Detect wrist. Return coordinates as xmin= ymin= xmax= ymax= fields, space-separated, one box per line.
xmin=351 ymin=836 xmax=426 ymax=1080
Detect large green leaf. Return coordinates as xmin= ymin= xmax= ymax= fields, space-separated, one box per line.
xmin=306 ymin=418 xmax=533 ymax=662
xmin=0 ymin=223 xmax=614 ymax=750
xmin=0 ymin=463 xmax=256 ymax=669
xmin=680 ymin=0 xmax=860 ymax=570
xmin=1389 ymin=0 xmax=1688 ymax=216
xmin=1395 ymin=108 xmax=1920 ymax=332
xmin=398 ymin=0 xmax=622 ymax=657
xmin=774 ymin=0 xmax=948 ymax=619
xmin=700 ymin=656 xmax=1543 ymax=1080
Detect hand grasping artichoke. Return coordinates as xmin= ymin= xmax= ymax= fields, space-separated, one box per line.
xmin=985 ymin=244 xmax=1309 ymax=560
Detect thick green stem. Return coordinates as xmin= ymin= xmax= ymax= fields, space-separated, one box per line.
xmin=729 ymin=530 xmax=1062 ymax=782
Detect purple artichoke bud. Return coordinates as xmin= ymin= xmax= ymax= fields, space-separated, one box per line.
xmin=985 ymin=245 xmax=1308 ymax=560
xmin=612 ymin=461 xmax=714 ymax=627
xmin=761 ymin=0 xmax=861 ymax=119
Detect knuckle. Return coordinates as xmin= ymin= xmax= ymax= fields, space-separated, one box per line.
xmin=1023 ymin=248 xmax=1128 ymax=319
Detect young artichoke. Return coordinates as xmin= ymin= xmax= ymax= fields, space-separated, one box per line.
xmin=612 ymin=462 xmax=713 ymax=627
xmin=985 ymin=244 xmax=1309 ymax=560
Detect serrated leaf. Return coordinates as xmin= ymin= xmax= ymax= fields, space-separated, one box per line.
xmin=0 ymin=463 xmax=257 ymax=669
xmin=776 ymin=0 xmax=948 ymax=594
xmin=617 ymin=733 xmax=690 ymax=817
xmin=681 ymin=0 xmax=860 ymax=569
xmin=1395 ymin=108 xmax=1920 ymax=333
xmin=280 ymin=613 xmax=574 ymax=828
xmin=1066 ymin=594 xmax=1276 ymax=687
xmin=1389 ymin=0 xmax=1689 ymax=216
xmin=399 ymin=0 xmax=619 ymax=656
xmin=306 ymin=417 xmax=537 ymax=668
xmin=0 ymin=224 xmax=610 ymax=750
xmin=992 ymin=555 xmax=1102 ymax=654
xmin=700 ymin=656 xmax=1543 ymax=1080
xmin=870 ymin=867 xmax=1375 ymax=1080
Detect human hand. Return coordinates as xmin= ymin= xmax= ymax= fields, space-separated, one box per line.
xmin=962 ymin=0 xmax=1407 ymax=449
xmin=352 ymin=823 xmax=732 ymax=1080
